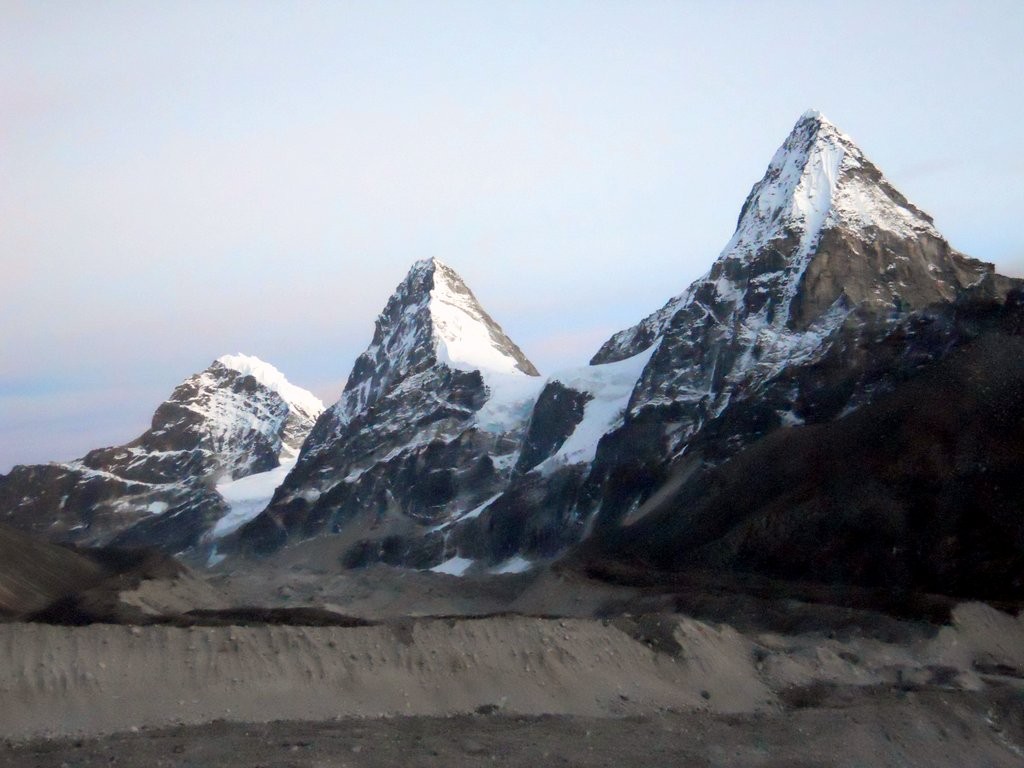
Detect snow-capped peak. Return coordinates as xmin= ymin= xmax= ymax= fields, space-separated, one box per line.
xmin=215 ymin=353 xmax=325 ymax=419
xmin=727 ymin=109 xmax=938 ymax=261
xmin=427 ymin=259 xmax=539 ymax=377
xmin=593 ymin=110 xmax=949 ymax=364
xmin=333 ymin=259 xmax=538 ymax=421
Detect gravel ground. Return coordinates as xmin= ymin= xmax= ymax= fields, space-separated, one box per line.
xmin=3 ymin=686 xmax=1024 ymax=768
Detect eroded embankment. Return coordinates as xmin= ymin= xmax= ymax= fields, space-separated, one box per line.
xmin=1 ymin=603 xmax=1021 ymax=742
xmin=0 ymin=615 xmax=772 ymax=739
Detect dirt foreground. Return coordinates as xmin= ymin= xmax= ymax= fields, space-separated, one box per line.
xmin=0 ymin=601 xmax=1023 ymax=766
xmin=3 ymin=547 xmax=1024 ymax=767
xmin=4 ymin=689 xmax=1024 ymax=768
xmin=0 ymin=615 xmax=776 ymax=739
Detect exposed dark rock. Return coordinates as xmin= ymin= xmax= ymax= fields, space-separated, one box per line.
xmin=579 ymin=297 xmax=1024 ymax=600
xmin=236 ymin=258 xmax=541 ymax=563
xmin=515 ymin=382 xmax=592 ymax=473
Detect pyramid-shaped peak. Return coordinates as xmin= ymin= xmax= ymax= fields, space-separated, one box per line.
xmin=336 ymin=259 xmax=538 ymax=420
xmin=389 ymin=258 xmax=539 ymax=377
xmin=727 ymin=110 xmax=938 ymax=261
xmin=592 ymin=112 xmax=959 ymax=365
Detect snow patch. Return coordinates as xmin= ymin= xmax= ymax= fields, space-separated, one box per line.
xmin=490 ymin=556 xmax=533 ymax=574
xmin=536 ymin=345 xmax=658 ymax=473
xmin=475 ymin=371 xmax=546 ymax=434
xmin=211 ymin=459 xmax=296 ymax=538
xmin=429 ymin=493 xmax=503 ymax=532
xmin=206 ymin=549 xmax=227 ymax=567
xmin=428 ymin=556 xmax=475 ymax=576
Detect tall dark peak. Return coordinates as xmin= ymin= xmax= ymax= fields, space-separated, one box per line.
xmin=237 ymin=258 xmax=543 ymax=556
xmin=433 ymin=110 xmax=1021 ymax=578
xmin=574 ymin=109 xmax=1020 ymax=545
xmin=593 ymin=110 xmax=997 ymax=365
xmin=339 ymin=258 xmax=538 ymax=423
xmin=582 ymin=294 xmax=1024 ymax=602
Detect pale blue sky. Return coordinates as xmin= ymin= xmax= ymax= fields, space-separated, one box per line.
xmin=2 ymin=1 xmax=1023 ymax=472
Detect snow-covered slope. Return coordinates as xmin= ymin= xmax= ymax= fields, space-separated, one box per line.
xmin=0 ymin=356 xmax=323 ymax=554
xmin=430 ymin=261 xmax=538 ymax=376
xmin=211 ymin=458 xmax=298 ymax=540
xmin=237 ymin=259 xmax=542 ymax=555
xmin=527 ymin=346 xmax=657 ymax=474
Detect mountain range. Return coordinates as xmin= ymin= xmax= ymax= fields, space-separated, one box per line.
xmin=2 ymin=110 xmax=1021 ymax=599
xmin=0 ymin=354 xmax=322 ymax=554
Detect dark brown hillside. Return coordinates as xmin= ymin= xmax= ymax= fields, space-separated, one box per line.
xmin=0 ymin=524 xmax=109 ymax=616
xmin=581 ymin=298 xmax=1024 ymax=601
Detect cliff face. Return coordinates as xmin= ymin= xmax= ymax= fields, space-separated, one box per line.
xmin=580 ymin=294 xmax=1024 ymax=601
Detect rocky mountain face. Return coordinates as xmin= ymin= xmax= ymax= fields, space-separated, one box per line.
xmin=0 ymin=355 xmax=323 ymax=554
xmin=573 ymin=110 xmax=1015 ymax=529
xmin=289 ymin=110 xmax=1018 ymax=576
xmin=235 ymin=258 xmax=543 ymax=561
xmin=578 ymin=293 xmax=1024 ymax=601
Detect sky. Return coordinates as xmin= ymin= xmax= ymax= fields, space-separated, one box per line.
xmin=2 ymin=0 xmax=1023 ymax=472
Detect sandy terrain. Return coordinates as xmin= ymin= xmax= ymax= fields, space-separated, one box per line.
xmin=0 ymin=587 xmax=1022 ymax=765
xmin=2 ymin=537 xmax=1023 ymax=766
xmin=0 ymin=614 xmax=775 ymax=739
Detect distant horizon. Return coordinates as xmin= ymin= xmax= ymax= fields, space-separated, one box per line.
xmin=3 ymin=2 xmax=1023 ymax=472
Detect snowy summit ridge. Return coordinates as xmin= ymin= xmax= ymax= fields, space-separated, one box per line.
xmin=593 ymin=109 xmax=983 ymax=365
xmin=726 ymin=109 xmax=939 ymax=259
xmin=331 ymin=258 xmax=538 ymax=424
xmin=215 ymin=353 xmax=324 ymax=423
